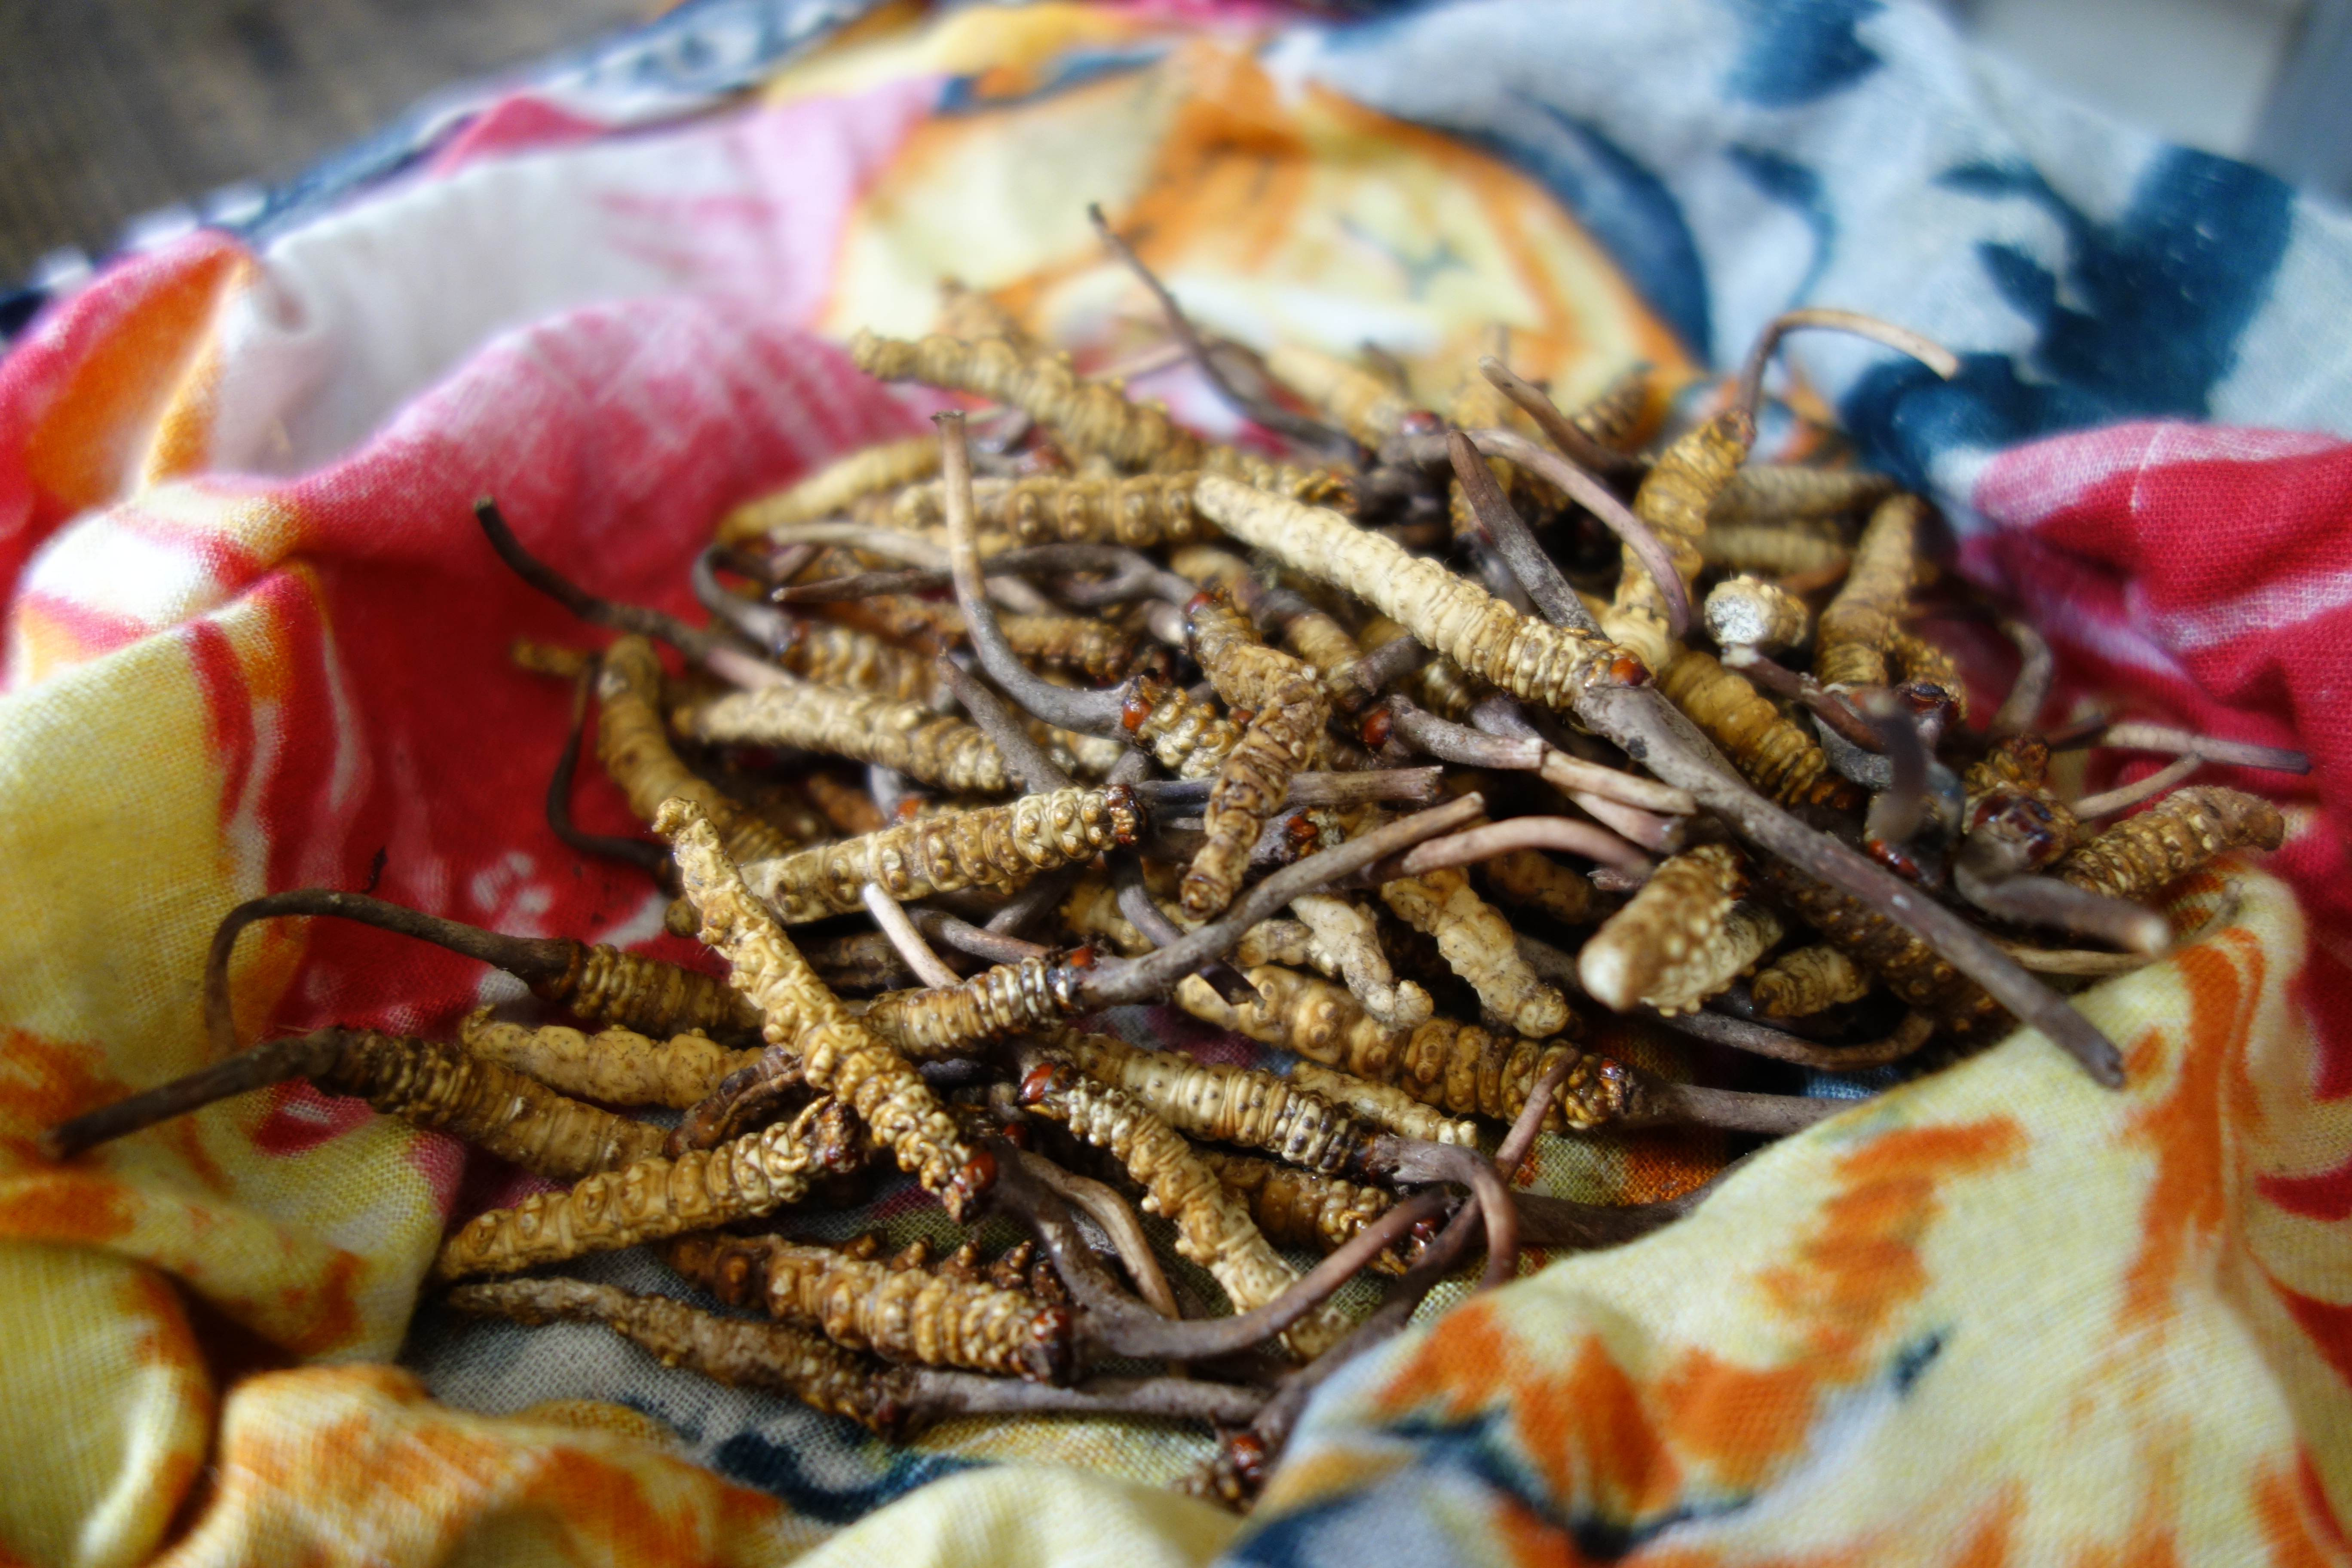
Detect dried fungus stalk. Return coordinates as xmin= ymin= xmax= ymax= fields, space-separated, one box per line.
xmin=659 ymin=799 xmax=995 ymax=1219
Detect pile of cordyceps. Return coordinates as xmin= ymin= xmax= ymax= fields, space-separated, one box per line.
xmin=46 ymin=236 xmax=2303 ymax=1507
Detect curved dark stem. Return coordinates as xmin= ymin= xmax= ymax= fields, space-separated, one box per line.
xmin=1079 ymin=795 xmax=1485 ymax=1007
xmin=1721 ymin=646 xmax=1883 ymax=753
xmin=1476 ymin=355 xmax=1644 ymax=477
xmin=1388 ymin=692 xmax=1544 ymax=770
xmin=1855 ymin=688 xmax=1929 ymax=847
xmin=1731 ymin=308 xmax=1960 ymax=423
xmin=1953 ymin=846 xmax=2168 ymax=954
xmin=1651 ymin=1005 xmax=1937 ymax=1070
xmin=205 ymin=891 xmax=575 ymax=1060
xmin=1371 ymin=1136 xmax=1518 ymax=1292
xmin=42 ymin=1029 xmax=347 ymax=1160
xmin=1336 ymin=633 xmax=1429 ymax=712
xmin=934 ymin=416 xmax=1132 ymax=734
xmin=1457 ymin=428 xmax=1686 ymax=638
xmin=1087 ymin=203 xmax=1361 ymax=462
xmin=1446 ymin=430 xmax=1600 ymax=635
xmin=1115 ymin=857 xmax=1259 ymax=1007
xmin=1642 ymin=1082 xmax=1847 ymax=1136
xmin=937 ymin=658 xmax=1072 ymax=795
xmin=478 ymin=498 xmax=726 ymax=665
xmin=547 ymin=665 xmax=679 ymax=890
xmin=692 ymin=546 xmax=796 ymax=654
xmin=910 ymin=906 xmax=1049 ymax=966
xmin=1990 ymin=617 xmax=2052 ymax=741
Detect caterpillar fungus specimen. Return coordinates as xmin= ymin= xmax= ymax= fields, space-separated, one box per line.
xmin=1479 ymin=848 xmax=1605 ymax=925
xmin=1579 ymin=845 xmax=1779 ymax=1015
xmin=1193 ymin=1150 xmax=1405 ymax=1271
xmin=42 ymin=1028 xmax=669 ymax=1182
xmin=1265 ymin=341 xmax=1424 ymax=447
xmin=1062 ymin=1030 xmax=1378 ymax=1178
xmin=597 ymin=634 xmax=796 ymax=866
xmin=1750 ymin=943 xmax=1873 ymax=1019
xmin=2056 ymin=787 xmax=2286 ymax=902
xmin=1378 ymin=862 xmax=1571 ymax=1039
xmin=1120 ymin=675 xmax=1246 ymax=780
xmin=450 ymin=1277 xmax=902 ymax=1433
xmin=1698 ymin=521 xmax=1848 ymax=579
xmin=1192 ymin=479 xmax=1648 ymax=710
xmin=737 ymin=786 xmax=1144 ymax=924
xmin=1602 ymin=407 xmax=1751 ymax=674
xmin=778 ymin=622 xmax=946 ymax=708
xmin=666 ymin=1232 xmax=1074 ymax=1383
xmin=1280 ymin=891 xmax=1433 ymax=1029
xmin=1656 ymin=646 xmax=1828 ymax=803
xmin=1815 ymin=493 xmax=1920 ymax=688
xmin=1181 ymin=594 xmax=1332 ymax=918
xmin=455 ymin=1013 xmax=760 ymax=1109
xmin=1285 ymin=1060 xmax=1482 ymax=1147
xmin=672 ymin=682 xmax=1010 ymax=795
xmin=1706 ymin=464 xmax=1894 ymax=524
xmin=858 ymin=954 xmax=1090 ymax=1060
xmin=1176 ymin=965 xmax=1624 ymax=1135
xmin=1017 ymin=1055 xmax=1352 ymax=1358
xmin=718 ymin=434 xmax=942 ymax=543
xmin=432 ymin=1095 xmax=865 ymax=1280
xmin=660 ymin=799 xmax=996 ymax=1221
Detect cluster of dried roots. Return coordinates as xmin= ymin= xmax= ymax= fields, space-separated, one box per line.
xmin=45 ymin=248 xmax=2301 ymax=1511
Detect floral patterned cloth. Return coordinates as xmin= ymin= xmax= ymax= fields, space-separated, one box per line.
xmin=0 ymin=3 xmax=2343 ymax=1564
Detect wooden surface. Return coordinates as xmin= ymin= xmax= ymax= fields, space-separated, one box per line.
xmin=0 ymin=0 xmax=653 ymax=280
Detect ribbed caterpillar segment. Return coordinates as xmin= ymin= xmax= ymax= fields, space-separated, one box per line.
xmin=669 ymin=1233 xmax=1072 ymax=1384
xmin=1064 ymin=1031 xmax=1372 ymax=1176
xmin=779 ymin=623 xmax=942 ymax=707
xmin=597 ymin=634 xmax=794 ymax=865
xmin=1265 ymin=342 xmax=1421 ymax=446
xmin=673 ymin=683 xmax=1008 ymax=795
xmin=1196 ymin=1149 xmax=1403 ymax=1272
xmin=1194 ymin=478 xmax=1645 ymax=710
xmin=318 ymin=1030 xmax=667 ymax=1183
xmin=2057 ymin=787 xmax=2285 ymax=902
xmin=449 ymin=1278 xmax=901 ymax=1432
xmin=740 ymin=787 xmax=1144 ymax=924
xmin=1750 ymin=857 xmax=2006 ymax=1038
xmin=860 ymin=957 xmax=1085 ymax=1060
xmin=1751 ymin=943 xmax=1872 ymax=1019
xmin=456 ymin=1014 xmax=760 ymax=1110
xmin=1657 ymin=647 xmax=1825 ymax=802
xmin=718 ymin=434 xmax=941 ymax=543
xmin=1182 ymin=596 xmax=1330 ymax=919
xmin=534 ymin=942 xmax=764 ymax=1044
xmin=1816 ymin=493 xmax=1919 ymax=689
xmin=891 ymin=472 xmax=1217 ymax=547
xmin=431 ymin=1098 xmax=856 ymax=1280
xmin=1024 ymin=1064 xmax=1349 ymax=1358
xmin=1379 ymin=865 xmax=1570 ymax=1039
xmin=1176 ymin=965 xmax=1614 ymax=1133
xmin=1287 ymin=1060 xmax=1480 ymax=1146
xmin=1479 ymin=848 xmax=1603 ymax=925
xmin=662 ymin=801 xmax=992 ymax=1220
xmin=1708 ymin=464 xmax=1893 ymax=524
xmin=851 ymin=331 xmax=1203 ymax=471
xmin=1122 ymin=679 xmax=1244 ymax=779
xmin=1604 ymin=409 xmax=1749 ymax=672
xmin=1577 ymin=844 xmax=1749 ymax=1012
